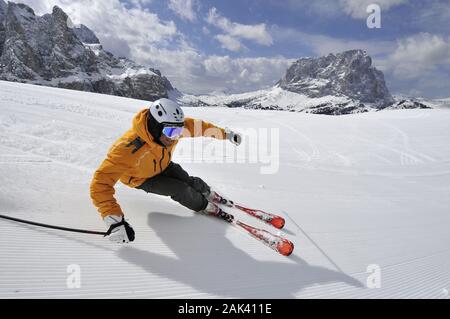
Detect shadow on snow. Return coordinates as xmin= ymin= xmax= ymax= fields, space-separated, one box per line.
xmin=118 ymin=212 xmax=363 ymax=298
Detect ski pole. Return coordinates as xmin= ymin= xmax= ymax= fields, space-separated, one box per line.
xmin=0 ymin=213 xmax=107 ymax=236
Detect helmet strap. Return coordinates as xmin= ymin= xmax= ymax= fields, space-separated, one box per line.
xmin=147 ymin=113 xmax=165 ymax=146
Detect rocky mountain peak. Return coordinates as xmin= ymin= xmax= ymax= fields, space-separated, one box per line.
xmin=279 ymin=49 xmax=394 ymax=108
xmin=51 ymin=5 xmax=70 ymax=28
xmin=72 ymin=24 xmax=100 ymax=44
xmin=0 ymin=2 xmax=173 ymax=101
xmin=52 ymin=5 xmax=66 ymax=17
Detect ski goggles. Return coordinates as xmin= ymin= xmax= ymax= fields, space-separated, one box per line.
xmin=162 ymin=126 xmax=184 ymax=140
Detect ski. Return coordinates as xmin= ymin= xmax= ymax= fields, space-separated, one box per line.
xmin=233 ymin=219 xmax=294 ymax=256
xmin=206 ymin=209 xmax=294 ymax=256
xmin=211 ymin=192 xmax=286 ymax=229
xmin=233 ymin=203 xmax=286 ymax=230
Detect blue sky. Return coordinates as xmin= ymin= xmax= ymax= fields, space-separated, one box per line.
xmin=11 ymin=0 xmax=450 ymax=97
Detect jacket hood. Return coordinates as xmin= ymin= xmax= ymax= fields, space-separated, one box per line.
xmin=132 ymin=109 xmax=154 ymax=145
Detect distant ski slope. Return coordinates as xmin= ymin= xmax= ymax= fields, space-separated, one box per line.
xmin=0 ymin=80 xmax=449 ymax=298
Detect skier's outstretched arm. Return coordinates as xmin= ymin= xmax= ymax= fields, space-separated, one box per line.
xmin=182 ymin=117 xmax=241 ymax=145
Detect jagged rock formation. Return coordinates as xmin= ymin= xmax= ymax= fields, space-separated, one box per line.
xmin=278 ymin=50 xmax=394 ymax=108
xmin=0 ymin=1 xmax=173 ymax=101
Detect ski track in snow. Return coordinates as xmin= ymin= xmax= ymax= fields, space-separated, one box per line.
xmin=1 ymin=80 xmax=450 ymax=298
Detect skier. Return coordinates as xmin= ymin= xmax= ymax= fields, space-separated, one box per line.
xmin=90 ymin=98 xmax=242 ymax=243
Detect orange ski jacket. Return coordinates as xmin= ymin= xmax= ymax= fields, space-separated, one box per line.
xmin=90 ymin=108 xmax=226 ymax=218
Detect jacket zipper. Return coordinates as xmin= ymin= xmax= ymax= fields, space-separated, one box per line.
xmin=159 ymin=148 xmax=165 ymax=172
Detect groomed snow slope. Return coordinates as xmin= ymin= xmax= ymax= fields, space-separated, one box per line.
xmin=1 ymin=80 xmax=449 ymax=298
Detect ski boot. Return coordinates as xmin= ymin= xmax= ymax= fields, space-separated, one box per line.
xmin=206 ymin=189 xmax=234 ymax=207
xmin=203 ymin=202 xmax=234 ymax=223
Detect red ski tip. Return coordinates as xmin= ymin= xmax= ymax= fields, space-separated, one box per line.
xmin=278 ymin=240 xmax=294 ymax=256
xmin=270 ymin=217 xmax=285 ymax=229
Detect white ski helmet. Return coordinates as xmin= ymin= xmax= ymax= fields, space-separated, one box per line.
xmin=149 ymin=98 xmax=184 ymax=126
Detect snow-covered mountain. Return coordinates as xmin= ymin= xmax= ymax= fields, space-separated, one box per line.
xmin=1 ymin=80 xmax=450 ymax=298
xmin=0 ymin=1 xmax=173 ymax=101
xmin=179 ymin=50 xmax=432 ymax=115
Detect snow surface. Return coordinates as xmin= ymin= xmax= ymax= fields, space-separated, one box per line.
xmin=1 ymin=80 xmax=450 ymax=298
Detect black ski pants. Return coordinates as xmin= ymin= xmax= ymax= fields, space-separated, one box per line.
xmin=137 ymin=162 xmax=210 ymax=212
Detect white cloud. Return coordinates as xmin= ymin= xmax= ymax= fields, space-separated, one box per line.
xmin=206 ymin=7 xmax=273 ymax=51
xmin=215 ymin=34 xmax=243 ymax=52
xmin=371 ymin=32 xmax=450 ymax=98
xmin=168 ymin=0 xmax=197 ymax=22
xmin=381 ymin=33 xmax=450 ymax=79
